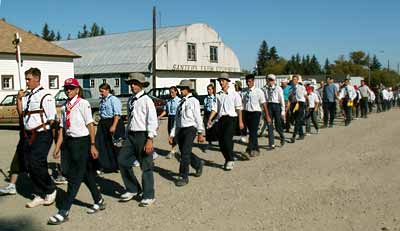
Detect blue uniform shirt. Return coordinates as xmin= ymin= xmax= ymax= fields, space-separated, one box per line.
xmin=283 ymin=85 xmax=292 ymax=102
xmin=99 ymin=94 xmax=122 ymax=119
xmin=164 ymin=96 xmax=181 ymax=116
xmin=204 ymin=95 xmax=216 ymax=113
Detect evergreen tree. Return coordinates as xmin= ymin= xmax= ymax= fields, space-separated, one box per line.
xmin=371 ymin=55 xmax=382 ymax=71
xmin=90 ymin=23 xmax=100 ymax=37
xmin=269 ymin=46 xmax=279 ymax=61
xmin=67 ymin=33 xmax=72 ymax=40
xmin=78 ymin=24 xmax=89 ymax=38
xmin=48 ymin=30 xmax=56 ymax=41
xmin=41 ymin=23 xmax=51 ymax=41
xmin=256 ymin=40 xmax=269 ymax=75
xmin=309 ymin=55 xmax=321 ymax=74
xmin=324 ymin=58 xmax=331 ymax=74
xmin=56 ymin=31 xmax=62 ymax=41
xmin=100 ymin=27 xmax=106 ymax=35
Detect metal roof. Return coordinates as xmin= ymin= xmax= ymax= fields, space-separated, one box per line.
xmin=55 ymin=25 xmax=189 ymax=75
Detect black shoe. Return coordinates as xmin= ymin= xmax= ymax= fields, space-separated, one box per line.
xmin=297 ymin=136 xmax=305 ymax=140
xmin=175 ymin=178 xmax=189 ymax=187
xmin=195 ymin=160 xmax=204 ymax=177
xmin=290 ymin=137 xmax=296 ymax=143
xmin=280 ymin=139 xmax=285 ymax=147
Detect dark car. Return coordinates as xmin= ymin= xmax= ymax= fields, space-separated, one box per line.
xmin=147 ymin=87 xmax=171 ymax=100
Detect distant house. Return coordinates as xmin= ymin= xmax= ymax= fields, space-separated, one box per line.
xmin=55 ymin=23 xmax=241 ymax=98
xmin=0 ymin=20 xmax=80 ymax=101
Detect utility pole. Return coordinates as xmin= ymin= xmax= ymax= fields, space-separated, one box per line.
xmin=152 ymin=6 xmax=157 ymax=90
xmin=387 ymin=59 xmax=390 ymax=71
xmin=12 ymin=33 xmax=23 ymax=89
xmin=367 ymin=53 xmax=371 ymax=86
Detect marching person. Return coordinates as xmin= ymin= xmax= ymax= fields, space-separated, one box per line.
xmin=305 ymin=85 xmax=320 ymax=134
xmin=118 ymin=73 xmax=157 ymax=207
xmin=208 ymin=73 xmax=243 ymax=171
xmin=322 ymin=77 xmax=338 ymax=128
xmin=264 ymin=74 xmax=285 ymax=149
xmin=203 ymin=84 xmax=217 ymax=145
xmin=169 ymin=80 xmax=205 ymax=186
xmin=95 ymin=83 xmax=124 ymax=173
xmin=234 ymin=80 xmax=247 ymax=143
xmin=242 ymin=74 xmax=266 ymax=156
xmin=48 ymin=78 xmax=105 ymax=225
xmin=157 ymin=86 xmax=181 ymax=158
xmin=16 ymin=67 xmax=57 ymax=208
xmin=288 ymin=75 xmax=308 ymax=143
xmin=338 ymin=78 xmax=357 ymax=126
xmin=281 ymin=79 xmax=292 ymax=133
xmin=358 ymin=80 xmax=372 ymax=118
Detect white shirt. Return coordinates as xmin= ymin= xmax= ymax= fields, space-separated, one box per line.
xmin=369 ymin=90 xmax=376 ymax=101
xmin=242 ymin=86 xmax=266 ymax=112
xmin=292 ymin=84 xmax=307 ymax=102
xmin=308 ymin=92 xmax=320 ymax=109
xmin=126 ymin=90 xmax=158 ymax=138
xmin=339 ymin=85 xmax=357 ymax=101
xmin=170 ymin=93 xmax=204 ymax=137
xmin=264 ymin=84 xmax=285 ymax=112
xmin=60 ymin=96 xmax=94 ymax=137
xmin=358 ymin=85 xmax=371 ymax=98
xmin=212 ymin=87 xmax=243 ymax=119
xmin=22 ymin=85 xmax=56 ymax=131
xmin=382 ymin=89 xmax=389 ymax=100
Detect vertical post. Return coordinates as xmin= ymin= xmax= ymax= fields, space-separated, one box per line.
xmin=152 ymin=6 xmax=157 ymax=89
xmin=13 ymin=33 xmax=23 ymax=90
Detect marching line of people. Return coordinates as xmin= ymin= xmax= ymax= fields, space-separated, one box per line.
xmin=0 ymin=68 xmax=398 ymax=226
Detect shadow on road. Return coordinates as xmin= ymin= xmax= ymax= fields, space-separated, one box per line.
xmin=0 ymin=217 xmax=43 ymax=231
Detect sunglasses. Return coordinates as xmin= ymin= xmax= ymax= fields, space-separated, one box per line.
xmin=64 ymin=86 xmax=77 ymax=91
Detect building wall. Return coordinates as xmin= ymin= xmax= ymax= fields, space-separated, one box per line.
xmin=0 ymin=54 xmax=74 ymax=101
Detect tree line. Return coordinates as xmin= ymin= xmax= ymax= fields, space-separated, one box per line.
xmin=253 ymin=40 xmax=400 ymax=87
xmin=38 ymin=22 xmax=106 ymax=41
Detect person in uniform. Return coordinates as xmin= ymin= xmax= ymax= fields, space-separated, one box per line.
xmin=264 ymin=74 xmax=285 ymax=149
xmin=117 ymin=73 xmax=158 ymax=207
xmin=48 ymin=78 xmax=105 ymax=225
xmin=288 ymin=75 xmax=308 ymax=143
xmin=241 ymin=74 xmax=267 ymax=156
xmin=234 ymin=80 xmax=247 ymax=143
xmin=305 ymin=85 xmax=320 ymax=134
xmin=322 ymin=77 xmax=338 ymax=128
xmin=95 ymin=83 xmax=124 ymax=173
xmin=338 ymin=78 xmax=357 ymax=126
xmin=158 ymin=86 xmax=181 ymax=158
xmin=281 ymin=79 xmax=292 ymax=133
xmin=16 ymin=68 xmax=57 ymax=208
xmin=208 ymin=73 xmax=244 ymax=171
xmin=169 ymin=80 xmax=205 ymax=186
xmin=358 ymin=80 xmax=372 ymax=118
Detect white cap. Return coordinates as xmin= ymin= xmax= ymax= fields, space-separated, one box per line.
xmin=267 ymin=74 xmax=276 ymax=80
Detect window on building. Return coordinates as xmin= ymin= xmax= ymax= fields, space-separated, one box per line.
xmin=90 ymin=79 xmax=95 ymax=88
xmin=187 ymin=43 xmax=197 ymax=61
xmin=189 ymin=79 xmax=196 ymax=90
xmin=48 ymin=75 xmax=59 ymax=89
xmin=102 ymin=79 xmax=107 ymax=84
xmin=115 ymin=79 xmax=120 ymax=87
xmin=1 ymin=75 xmax=14 ymax=90
xmin=210 ymin=46 xmax=218 ymax=63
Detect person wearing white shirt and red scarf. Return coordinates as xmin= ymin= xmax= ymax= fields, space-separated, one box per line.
xmin=208 ymin=73 xmax=244 ymax=171
xmin=169 ymin=80 xmax=205 ymax=187
xmin=48 ymin=78 xmax=105 ymax=225
xmin=16 ymin=68 xmax=57 ymax=209
xmin=118 ymin=73 xmax=158 ymax=207
xmin=338 ymin=78 xmax=357 ymax=126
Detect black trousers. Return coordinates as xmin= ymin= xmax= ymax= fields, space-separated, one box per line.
xmin=95 ymin=118 xmax=121 ymax=172
xmin=360 ymin=97 xmax=368 ymax=118
xmin=292 ymin=102 xmax=305 ymax=138
xmin=62 ymin=136 xmax=102 ymax=212
xmin=323 ymin=102 xmax=336 ymax=126
xmin=217 ymin=116 xmax=235 ymax=163
xmin=118 ymin=131 xmax=154 ymax=199
xmin=23 ymin=130 xmax=55 ymax=198
xmin=267 ymin=103 xmax=285 ymax=146
xmin=342 ymin=100 xmax=352 ymax=125
xmin=10 ymin=132 xmax=26 ymax=175
xmin=306 ymin=108 xmax=319 ymax=132
xmin=243 ymin=111 xmax=261 ymax=152
xmin=176 ymin=126 xmax=202 ymax=179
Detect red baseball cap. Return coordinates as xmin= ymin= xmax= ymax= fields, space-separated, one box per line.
xmin=63 ymin=78 xmax=80 ymax=87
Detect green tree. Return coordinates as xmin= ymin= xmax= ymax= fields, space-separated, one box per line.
xmin=265 ymin=58 xmax=287 ymax=75
xmin=269 ymin=46 xmax=279 ymax=61
xmin=67 ymin=33 xmax=72 ymax=40
xmin=350 ymin=50 xmax=368 ymax=65
xmin=41 ymin=23 xmax=51 ymax=41
xmin=100 ymin=27 xmax=106 ymax=35
xmin=370 ymin=55 xmax=382 ymax=71
xmin=324 ymin=58 xmax=331 ymax=74
xmin=48 ymin=30 xmax=56 ymax=41
xmin=256 ymin=40 xmax=269 ymax=75
xmin=90 ymin=23 xmax=100 ymax=37
xmin=56 ymin=31 xmax=62 ymax=41
xmin=309 ymin=55 xmax=322 ymax=74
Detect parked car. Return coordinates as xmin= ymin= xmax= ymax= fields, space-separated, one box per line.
xmin=147 ymin=87 xmax=171 ymax=100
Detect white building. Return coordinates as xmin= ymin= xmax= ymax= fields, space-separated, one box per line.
xmin=0 ymin=20 xmax=79 ymax=101
xmin=55 ymin=23 xmax=241 ymax=98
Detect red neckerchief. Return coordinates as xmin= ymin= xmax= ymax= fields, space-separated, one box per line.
xmin=66 ymin=96 xmax=81 ymax=128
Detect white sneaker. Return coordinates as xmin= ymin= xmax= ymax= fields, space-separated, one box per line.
xmin=240 ymin=136 xmax=247 ymax=143
xmin=26 ymin=195 xmax=45 ymax=208
xmin=152 ymin=152 xmax=159 ymax=160
xmin=0 ymin=183 xmax=16 ymax=195
xmin=119 ymin=192 xmax=139 ymax=202
xmin=44 ymin=190 xmax=57 ymax=206
xmin=139 ymin=198 xmax=156 ymax=207
xmin=225 ymin=161 xmax=235 ymax=171
xmin=133 ymin=160 xmax=140 ymax=167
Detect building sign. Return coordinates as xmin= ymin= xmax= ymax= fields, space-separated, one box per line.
xmin=172 ymin=64 xmax=239 ymax=73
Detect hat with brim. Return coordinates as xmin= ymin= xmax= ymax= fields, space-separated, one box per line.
xmin=267 ymin=74 xmax=276 ymax=81
xmin=177 ymin=79 xmax=195 ymax=90
xmin=217 ymin=72 xmax=231 ymax=82
xmin=125 ymin=73 xmax=149 ymax=87
xmin=63 ymin=78 xmax=80 ymax=88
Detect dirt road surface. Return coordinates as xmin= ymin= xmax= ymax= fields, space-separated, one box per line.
xmin=0 ymin=110 xmax=399 ymax=231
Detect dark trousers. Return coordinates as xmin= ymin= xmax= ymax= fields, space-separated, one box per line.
xmin=23 ymin=130 xmax=55 ymax=198
xmin=118 ymin=131 xmax=154 ymax=199
xmin=95 ymin=118 xmax=122 ymax=172
xmin=377 ymin=100 xmax=382 ymax=112
xmin=360 ymin=97 xmax=368 ymax=118
xmin=354 ymin=102 xmax=360 ymax=118
xmin=323 ymin=102 xmax=336 ymax=126
xmin=10 ymin=133 xmax=25 ymax=175
xmin=167 ymin=115 xmax=177 ymax=146
xmin=267 ymin=103 xmax=285 ymax=146
xmin=243 ymin=111 xmax=261 ymax=152
xmin=368 ymin=101 xmax=373 ymax=113
xmin=306 ymin=108 xmax=319 ymax=133
xmin=292 ymin=102 xmax=305 ymax=138
xmin=217 ymin=116 xmax=235 ymax=163
xmin=62 ymin=136 xmax=102 ymax=212
xmin=342 ymin=100 xmax=352 ymax=125
xmin=176 ymin=126 xmax=202 ymax=179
